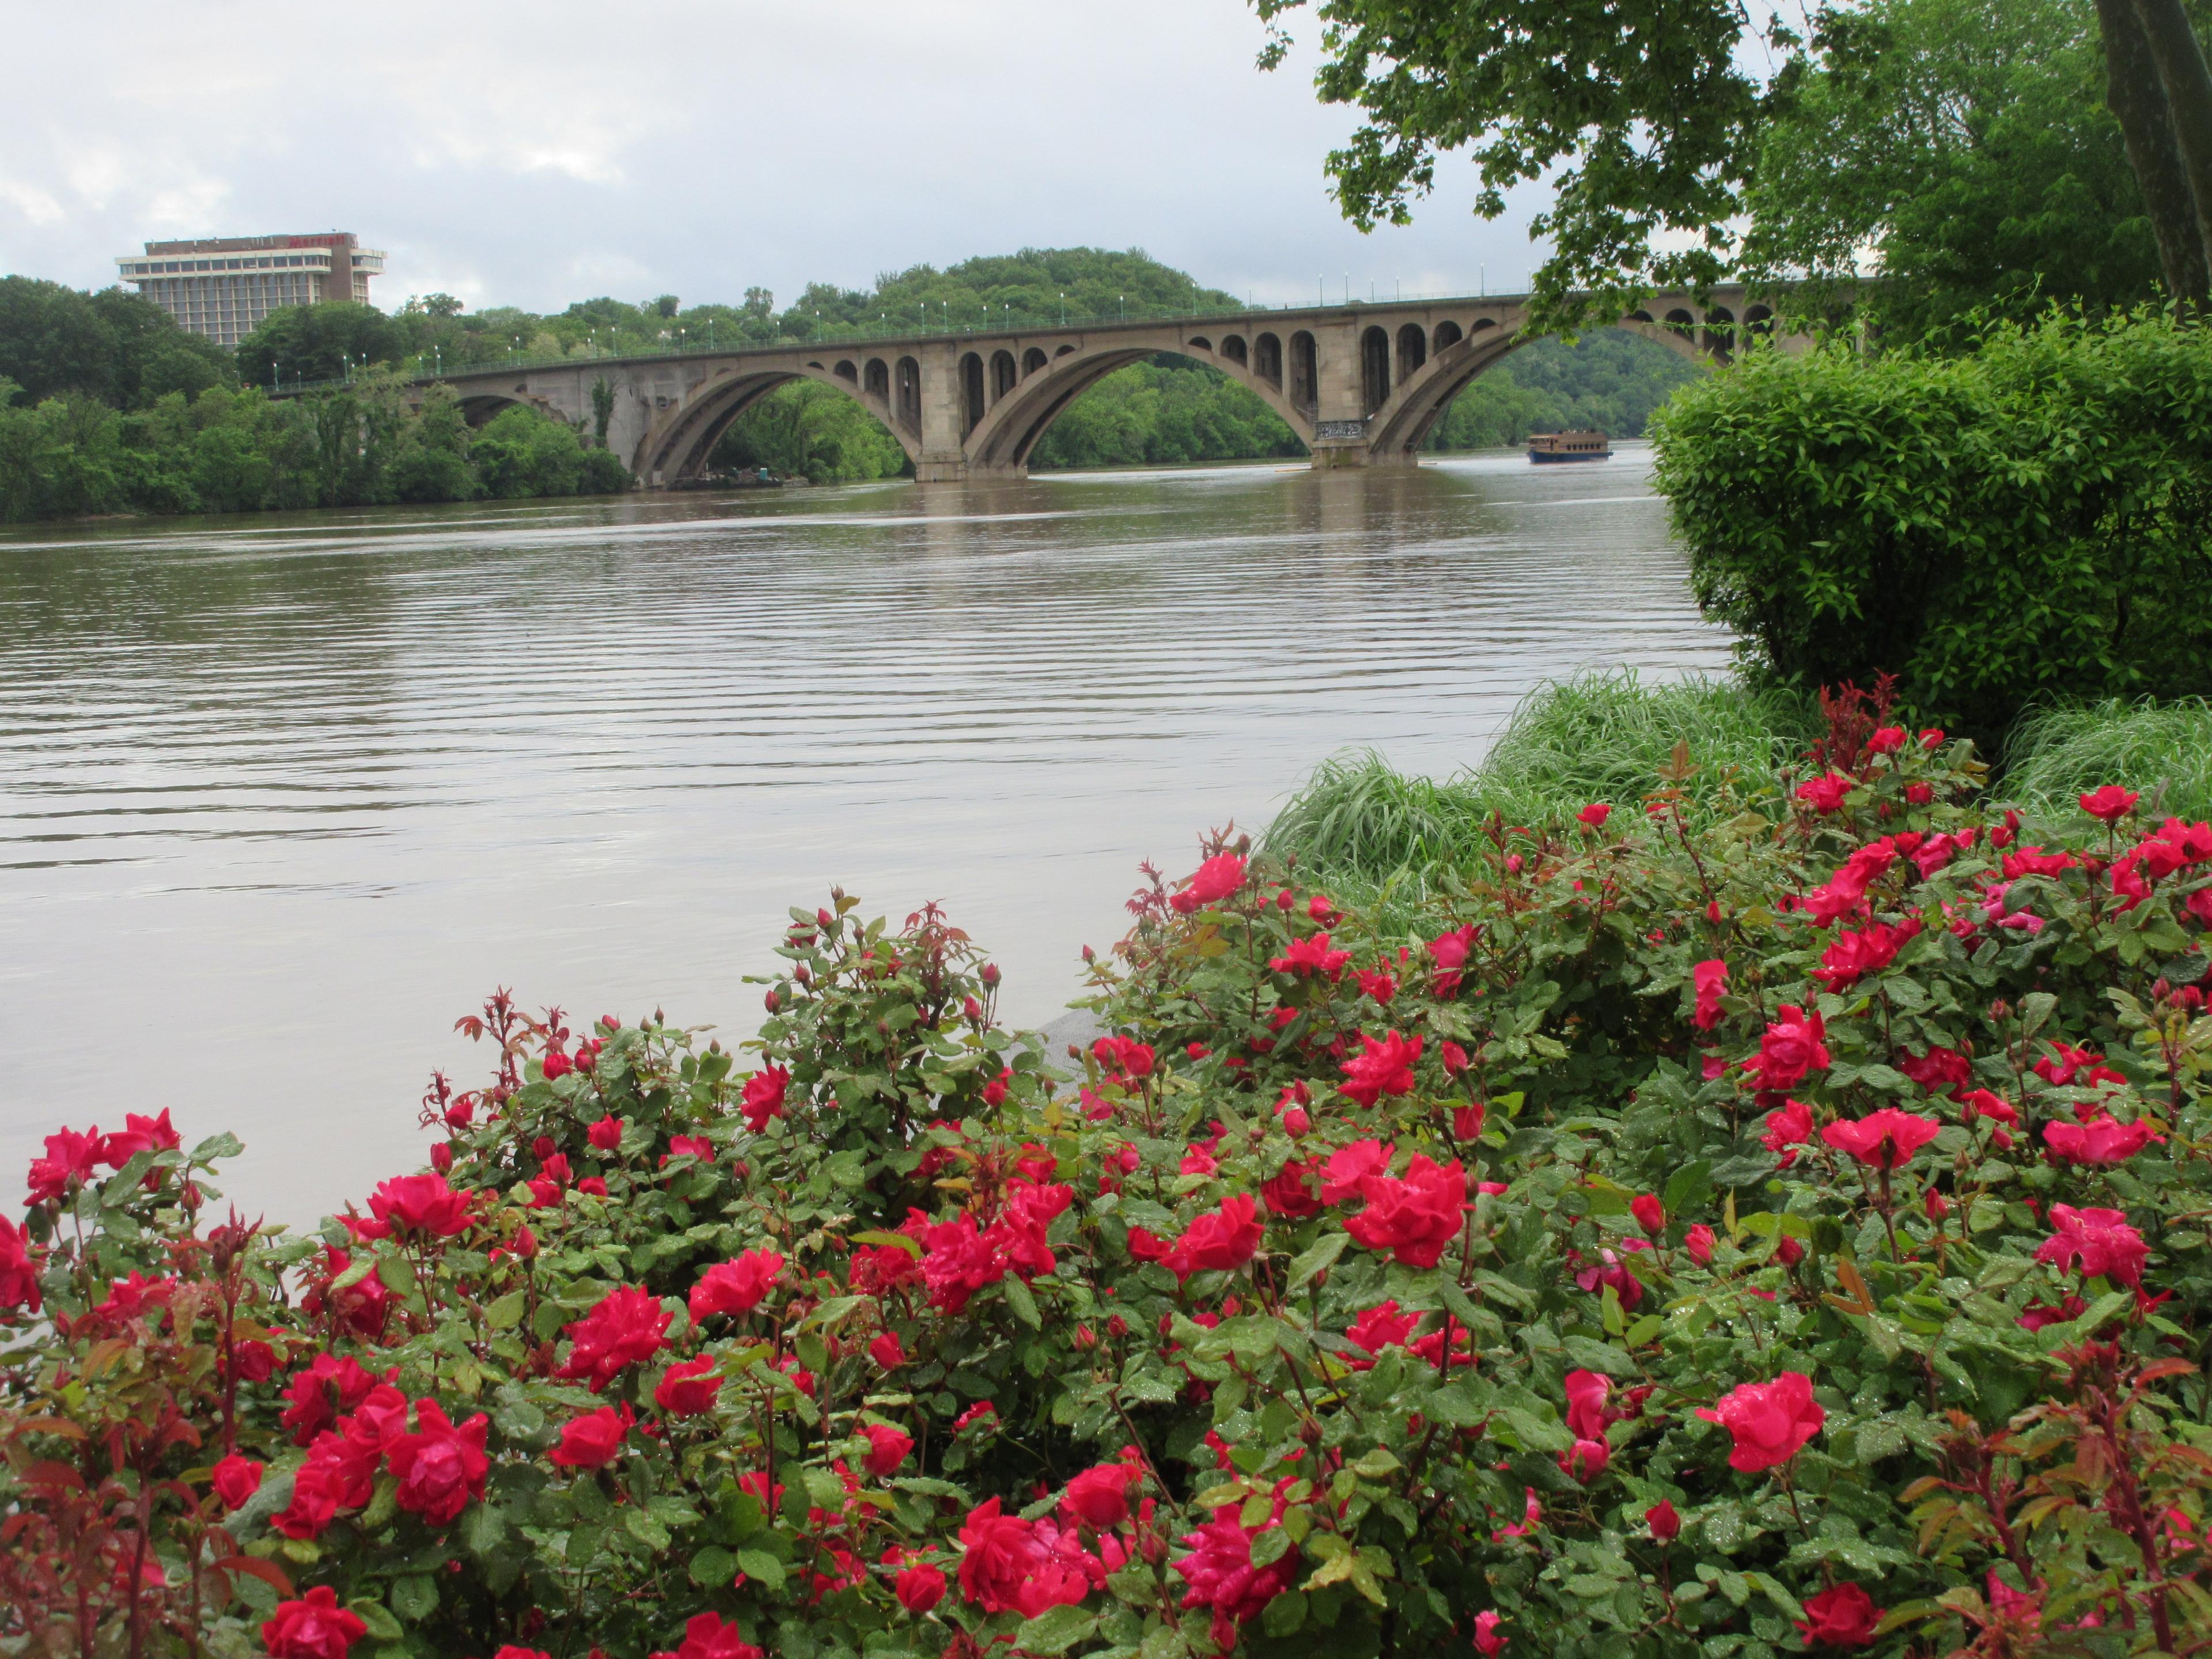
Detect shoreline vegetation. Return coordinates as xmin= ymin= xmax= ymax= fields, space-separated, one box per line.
xmin=10 ymin=671 xmax=2212 ymax=1657
xmin=0 ymin=248 xmax=1700 ymax=525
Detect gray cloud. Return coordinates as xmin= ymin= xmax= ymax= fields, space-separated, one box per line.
xmin=2 ymin=0 xmax=1553 ymax=313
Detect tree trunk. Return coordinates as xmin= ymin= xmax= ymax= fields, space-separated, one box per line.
xmin=2131 ymin=0 xmax=2212 ymax=289
xmin=2099 ymin=0 xmax=2211 ymax=301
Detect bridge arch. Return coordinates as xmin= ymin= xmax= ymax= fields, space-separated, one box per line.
xmin=1360 ymin=327 xmax=1391 ymax=413
xmin=961 ymin=331 xmax=1318 ymax=474
xmin=457 ymin=392 xmax=532 ymax=426
xmin=1363 ymin=318 xmax=1716 ymax=461
xmin=632 ymin=360 xmax=923 ymax=483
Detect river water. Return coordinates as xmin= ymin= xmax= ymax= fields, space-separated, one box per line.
xmin=0 ymin=446 xmax=1729 ymax=1221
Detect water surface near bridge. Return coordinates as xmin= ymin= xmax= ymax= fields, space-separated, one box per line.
xmin=0 ymin=446 xmax=1728 ymax=1221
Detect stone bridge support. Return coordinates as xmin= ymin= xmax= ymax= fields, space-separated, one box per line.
xmin=412 ymin=286 xmax=1800 ymax=487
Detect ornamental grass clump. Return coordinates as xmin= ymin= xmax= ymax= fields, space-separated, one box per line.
xmin=9 ymin=698 xmax=2212 ymax=1659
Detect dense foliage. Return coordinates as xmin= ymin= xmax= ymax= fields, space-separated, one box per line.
xmin=1251 ymin=0 xmax=2210 ymax=327
xmin=1738 ymin=0 xmax=2165 ymax=343
xmin=0 ymin=277 xmax=231 ymax=407
xmin=0 ymin=380 xmax=627 ymax=523
xmin=9 ymin=691 xmax=2212 ymax=1659
xmin=1653 ymin=311 xmax=2212 ymax=741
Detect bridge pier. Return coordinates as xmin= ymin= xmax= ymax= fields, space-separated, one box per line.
xmin=397 ymin=287 xmax=1798 ymax=490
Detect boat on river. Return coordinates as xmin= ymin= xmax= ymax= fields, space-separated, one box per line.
xmin=1528 ymin=430 xmax=1612 ymax=463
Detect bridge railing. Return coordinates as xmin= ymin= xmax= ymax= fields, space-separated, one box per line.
xmin=268 ymin=287 xmax=1573 ymax=396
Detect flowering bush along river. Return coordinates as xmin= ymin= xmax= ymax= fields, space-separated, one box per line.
xmin=6 ymin=692 xmax=2212 ymax=1659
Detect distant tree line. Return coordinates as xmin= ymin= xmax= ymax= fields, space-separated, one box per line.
xmin=0 ymin=247 xmax=1703 ymax=515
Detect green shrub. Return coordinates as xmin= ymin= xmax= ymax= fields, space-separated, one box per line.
xmin=2005 ymin=696 xmax=2212 ymax=823
xmin=1654 ymin=310 xmax=2212 ymax=740
xmin=12 ymin=726 xmax=2212 ymax=1658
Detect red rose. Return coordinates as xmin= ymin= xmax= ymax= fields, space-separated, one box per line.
xmin=1821 ymin=1108 xmax=1942 ymax=1169
xmin=741 ymin=1066 xmax=790 ymax=1133
xmin=1174 ymin=1503 xmax=1298 ymax=1651
xmin=1796 ymin=772 xmax=1853 ymax=814
xmin=1691 ymin=959 xmax=1728 ymax=1031
xmin=26 ymin=1126 xmax=103 ymax=1205
xmin=558 ymin=1286 xmax=670 ymax=1389
xmin=1062 ymin=1459 xmax=1142 ymax=1528
xmin=649 ymin=1612 xmax=764 ymax=1659
xmin=211 ymin=1454 xmax=263 ymax=1510
xmin=1170 ymin=852 xmax=1248 ymax=914
xmin=1762 ymin=1098 xmax=1814 ymax=1166
xmin=385 ymin=1399 xmax=490 ymax=1526
xmin=2036 ymin=1205 xmax=2149 ymax=1287
xmin=689 ymin=1249 xmax=785 ymax=1321
xmin=1343 ymin=1155 xmax=1468 ymax=1268
xmin=654 ymin=1356 xmax=724 ymax=1416
xmin=1796 ymin=1583 xmax=1882 ymax=1647
xmin=863 ymin=1422 xmax=914 ymax=1476
xmin=367 ymin=1172 xmax=473 ymax=1238
xmin=588 ymin=1115 xmax=626 ymax=1151
xmin=894 ymin=1560 xmax=948 ymax=1613
xmin=550 ymin=1404 xmax=632 ymax=1469
xmin=1271 ymin=931 xmax=1353 ymax=979
xmin=2080 ymin=785 xmax=2140 ymax=823
xmin=1340 ymin=1030 xmax=1422 ymax=1107
xmin=1472 ymin=1610 xmax=1506 ymax=1656
xmin=262 ymin=1588 xmax=368 ymax=1659
xmin=0 ymin=1214 xmax=40 ymax=1314
xmin=2043 ymin=1115 xmax=2159 ymax=1166
xmin=1429 ymin=923 xmax=1479 ymax=995
xmin=1260 ymin=1159 xmax=1323 ymax=1218
xmin=1645 ymin=1499 xmax=1680 ymax=1543
xmin=1630 ymin=1194 xmax=1665 ymax=1237
xmin=1563 ymin=1369 xmax=1612 ymax=1440
xmin=1695 ymin=1372 xmax=1824 ymax=1472
xmin=1577 ymin=802 xmax=1611 ymax=828
xmin=1319 ymin=1139 xmax=1394 ymax=1205
xmin=1162 ymin=1194 xmax=1263 ymax=1282
xmin=1753 ymin=1006 xmax=1829 ymax=1092
xmin=1685 ymin=1224 xmax=1715 ymax=1266
xmin=957 ymin=1497 xmax=1092 ymax=1617
xmin=869 ymin=1331 xmax=906 ymax=1369
xmin=1559 ymin=1437 xmax=1609 ymax=1482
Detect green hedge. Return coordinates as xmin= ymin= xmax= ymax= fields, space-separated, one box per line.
xmin=1653 ymin=312 xmax=2212 ymax=737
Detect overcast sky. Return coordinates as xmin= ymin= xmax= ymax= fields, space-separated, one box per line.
xmin=1 ymin=0 xmax=1554 ymax=316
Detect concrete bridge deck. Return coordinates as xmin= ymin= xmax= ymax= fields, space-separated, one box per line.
xmin=411 ymin=287 xmax=1796 ymax=486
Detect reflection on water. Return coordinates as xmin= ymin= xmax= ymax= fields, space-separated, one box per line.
xmin=0 ymin=447 xmax=1728 ymax=1219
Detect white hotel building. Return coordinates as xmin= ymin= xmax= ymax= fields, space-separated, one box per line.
xmin=115 ymin=232 xmax=386 ymax=349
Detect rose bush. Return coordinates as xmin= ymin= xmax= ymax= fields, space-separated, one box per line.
xmin=6 ymin=700 xmax=2212 ymax=1659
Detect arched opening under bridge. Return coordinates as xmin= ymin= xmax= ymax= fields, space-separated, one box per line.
xmin=965 ymin=340 xmax=1313 ymax=475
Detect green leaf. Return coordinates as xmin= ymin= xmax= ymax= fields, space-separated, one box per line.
xmin=351 ymin=1601 xmax=403 ymax=1643
xmin=1002 ymin=1275 xmax=1042 ymax=1329
xmin=734 ymin=1548 xmax=786 ymax=1589
xmin=1015 ymin=1605 xmax=1099 ymax=1655
xmin=389 ymin=1574 xmax=438 ymax=1623
xmin=190 ymin=1132 xmax=245 ymax=1163
xmin=690 ymin=1546 xmax=737 ymax=1587
xmin=484 ymin=1290 xmax=527 ymax=1331
xmin=459 ymin=1501 xmax=506 ymax=1555
xmin=1288 ymin=1230 xmax=1350 ymax=1290
xmin=625 ymin=1507 xmax=672 ymax=1551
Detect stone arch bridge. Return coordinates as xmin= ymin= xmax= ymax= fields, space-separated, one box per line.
xmin=422 ymin=286 xmax=1797 ymax=486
